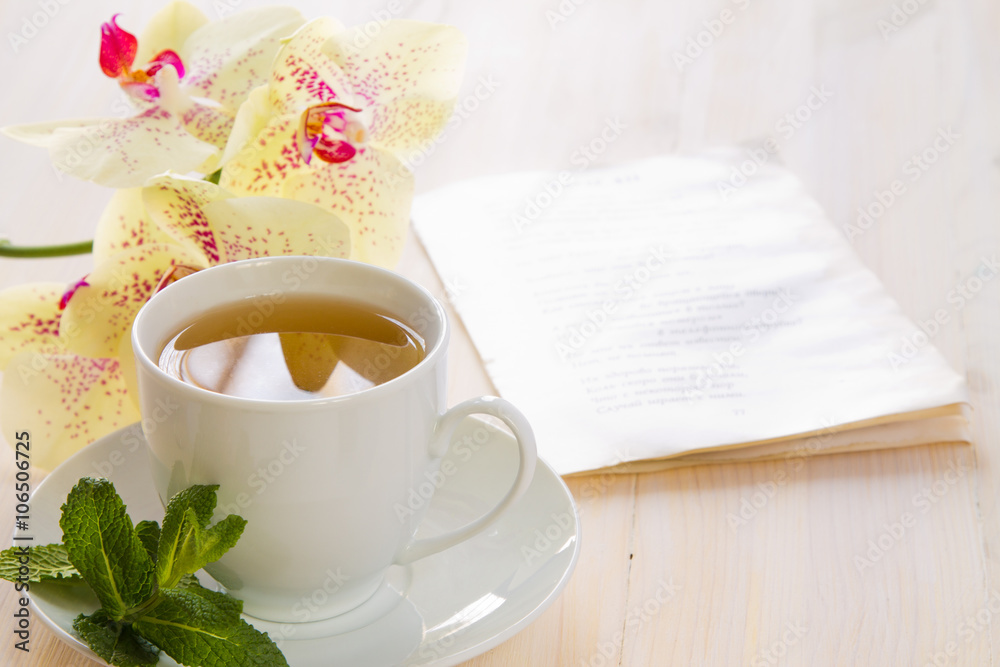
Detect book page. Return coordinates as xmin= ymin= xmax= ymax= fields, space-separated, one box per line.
xmin=412 ymin=152 xmax=969 ymax=475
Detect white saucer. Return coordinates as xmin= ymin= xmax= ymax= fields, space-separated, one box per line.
xmin=23 ymin=419 xmax=581 ymax=666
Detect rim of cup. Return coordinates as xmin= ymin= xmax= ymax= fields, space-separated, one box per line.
xmin=131 ymin=256 xmax=449 ymax=412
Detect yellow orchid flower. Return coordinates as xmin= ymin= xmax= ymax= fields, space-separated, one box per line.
xmin=2 ymin=3 xmax=306 ymax=188
xmin=219 ymin=18 xmax=468 ymax=267
xmin=0 ymin=174 xmax=351 ymax=470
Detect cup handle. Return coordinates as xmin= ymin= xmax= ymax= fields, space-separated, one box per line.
xmin=394 ymin=396 xmax=537 ymax=565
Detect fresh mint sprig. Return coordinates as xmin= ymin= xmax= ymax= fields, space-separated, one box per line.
xmin=0 ymin=478 xmax=288 ymax=667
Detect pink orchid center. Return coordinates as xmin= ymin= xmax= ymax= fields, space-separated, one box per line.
xmin=99 ymin=14 xmax=185 ymax=102
xmin=297 ymin=102 xmax=368 ymax=165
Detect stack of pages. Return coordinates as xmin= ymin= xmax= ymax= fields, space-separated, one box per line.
xmin=411 ymin=152 xmax=970 ymax=476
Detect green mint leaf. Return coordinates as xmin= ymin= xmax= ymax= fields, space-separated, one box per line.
xmin=0 ymin=543 xmax=81 ymax=583
xmin=175 ymin=577 xmax=244 ymax=621
xmin=134 ymin=588 xmax=288 ymax=667
xmin=135 ymin=521 xmax=161 ymax=563
xmin=175 ymin=512 xmax=247 ymax=582
xmin=73 ymin=610 xmax=160 ymax=667
xmin=161 ymin=485 xmax=219 ymax=536
xmin=177 ymin=573 xmax=200 ymax=588
xmin=59 ymin=478 xmax=157 ymax=620
xmin=157 ymin=485 xmax=246 ymax=589
xmin=156 ymin=485 xmax=220 ymax=587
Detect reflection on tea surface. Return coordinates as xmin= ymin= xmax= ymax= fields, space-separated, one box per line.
xmin=158 ymin=296 xmax=424 ymax=400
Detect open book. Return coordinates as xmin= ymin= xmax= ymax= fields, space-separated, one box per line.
xmin=411 ymin=152 xmax=970 ymax=475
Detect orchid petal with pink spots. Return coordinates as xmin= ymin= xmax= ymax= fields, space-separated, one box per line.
xmin=1 ymin=118 xmax=114 ymax=148
xmin=1 ymin=353 xmax=139 ymax=471
xmin=7 ymin=108 xmax=218 ymax=188
xmin=284 ymin=147 xmax=413 ymax=267
xmin=140 ymin=174 xmax=351 ymax=263
xmin=180 ymin=102 xmax=235 ymax=154
xmin=324 ymin=20 xmax=467 ymax=155
xmin=220 ymin=115 xmax=295 ymax=196
xmin=60 ymin=244 xmax=206 ymax=359
xmin=93 ymin=188 xmax=176 ymax=265
xmin=181 ymin=6 xmax=307 ymax=113
xmin=328 ymin=20 xmax=467 ymax=105
xmin=218 ymin=84 xmax=272 ymax=166
xmin=268 ymin=18 xmax=354 ymax=115
xmin=366 ymin=96 xmax=455 ymax=157
xmin=0 ymin=283 xmax=66 ymax=365
xmin=201 ymin=197 xmax=351 ymax=261
xmin=142 ymin=175 xmax=233 ymax=264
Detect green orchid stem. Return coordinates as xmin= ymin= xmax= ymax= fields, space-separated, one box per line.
xmin=0 ymin=239 xmax=94 ymax=258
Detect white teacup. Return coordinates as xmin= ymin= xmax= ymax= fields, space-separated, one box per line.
xmin=131 ymin=256 xmax=537 ymax=623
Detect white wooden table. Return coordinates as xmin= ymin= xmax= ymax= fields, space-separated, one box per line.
xmin=1 ymin=0 xmax=998 ymax=664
